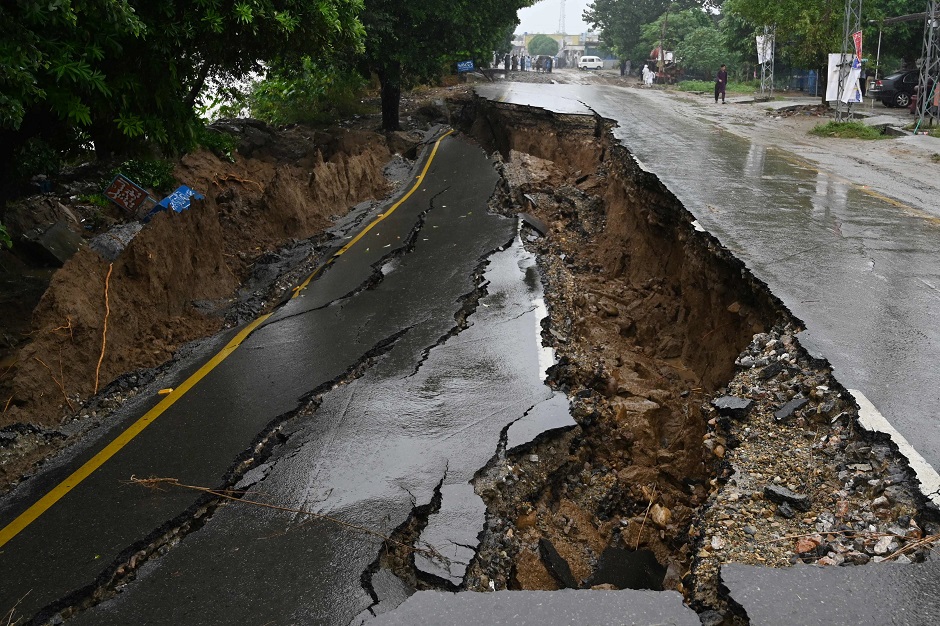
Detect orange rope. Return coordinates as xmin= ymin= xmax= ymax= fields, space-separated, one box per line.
xmin=95 ymin=263 xmax=113 ymax=394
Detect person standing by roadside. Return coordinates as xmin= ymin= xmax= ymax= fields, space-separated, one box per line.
xmin=715 ymin=64 xmax=728 ymax=103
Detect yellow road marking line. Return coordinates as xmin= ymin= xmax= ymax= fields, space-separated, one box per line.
xmin=0 ymin=313 xmax=270 ymax=549
xmin=0 ymin=128 xmax=459 ymax=549
xmin=292 ymin=129 xmax=455 ymax=297
xmin=777 ymin=151 xmax=940 ymax=221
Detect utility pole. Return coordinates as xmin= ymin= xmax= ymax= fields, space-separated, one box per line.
xmin=916 ymin=1 xmax=940 ymax=129
xmin=760 ymin=25 xmax=776 ymax=98
xmin=558 ymin=0 xmax=566 ymax=35
xmin=836 ymin=0 xmax=863 ymax=121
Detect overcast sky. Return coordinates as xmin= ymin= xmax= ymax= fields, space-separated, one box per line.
xmin=517 ymin=0 xmax=593 ymax=35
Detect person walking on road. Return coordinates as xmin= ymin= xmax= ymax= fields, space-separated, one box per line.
xmin=642 ymin=64 xmax=652 ymax=86
xmin=715 ymin=64 xmax=728 ymax=103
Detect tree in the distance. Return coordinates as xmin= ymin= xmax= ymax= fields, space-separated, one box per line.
xmin=360 ymin=0 xmax=534 ymax=131
xmin=676 ymin=27 xmax=728 ymax=77
xmin=528 ymin=34 xmax=561 ymax=57
xmin=584 ymin=0 xmax=700 ymax=64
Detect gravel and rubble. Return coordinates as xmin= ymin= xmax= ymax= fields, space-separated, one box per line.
xmin=690 ymin=324 xmax=939 ymax=617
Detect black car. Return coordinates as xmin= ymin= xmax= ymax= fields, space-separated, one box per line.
xmin=868 ymin=70 xmax=918 ymax=108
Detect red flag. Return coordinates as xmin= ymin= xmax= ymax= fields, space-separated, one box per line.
xmin=853 ymin=31 xmax=863 ymax=61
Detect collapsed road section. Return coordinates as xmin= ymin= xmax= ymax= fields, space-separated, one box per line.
xmin=364 ymin=97 xmax=940 ymax=623
xmin=2 ymin=94 xmax=938 ymax=625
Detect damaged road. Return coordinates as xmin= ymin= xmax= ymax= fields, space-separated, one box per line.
xmin=0 ymin=131 xmax=552 ymax=624
xmin=3 ymin=75 xmax=940 ymax=626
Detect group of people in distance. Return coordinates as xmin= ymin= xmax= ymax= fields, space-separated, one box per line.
xmin=502 ymin=54 xmax=553 ymax=73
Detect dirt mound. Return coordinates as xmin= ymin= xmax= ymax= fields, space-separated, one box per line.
xmin=0 ymin=124 xmax=402 ymax=487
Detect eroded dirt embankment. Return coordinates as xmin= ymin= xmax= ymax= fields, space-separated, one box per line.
xmin=0 ymin=125 xmax=409 ymax=488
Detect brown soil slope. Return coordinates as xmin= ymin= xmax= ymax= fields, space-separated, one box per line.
xmin=2 ymin=127 xmax=395 ymax=433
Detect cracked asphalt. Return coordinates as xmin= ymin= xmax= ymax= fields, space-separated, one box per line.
xmin=0 ymin=131 xmax=559 ymax=624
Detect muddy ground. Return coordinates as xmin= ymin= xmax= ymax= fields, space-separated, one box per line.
xmin=1 ymin=70 xmax=938 ymax=624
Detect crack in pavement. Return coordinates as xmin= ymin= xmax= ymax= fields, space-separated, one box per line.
xmin=406 ymin=234 xmax=517 ymax=379
xmin=44 ymin=325 xmax=417 ymax=625
xmin=259 ymin=187 xmax=451 ymax=331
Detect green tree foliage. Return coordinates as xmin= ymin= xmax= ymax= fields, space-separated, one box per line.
xmin=866 ymin=0 xmax=927 ymax=72
xmin=677 ymin=26 xmax=728 ymax=75
xmin=723 ymin=0 xmax=841 ymax=70
xmin=249 ymin=59 xmax=369 ymax=126
xmin=636 ymin=7 xmax=713 ymax=59
xmin=723 ymin=0 xmax=923 ymax=85
xmin=583 ymin=0 xmax=701 ymax=61
xmin=528 ymin=35 xmax=561 ymax=56
xmin=1 ymin=0 xmax=366 ymax=191
xmin=360 ymin=0 xmax=535 ymax=130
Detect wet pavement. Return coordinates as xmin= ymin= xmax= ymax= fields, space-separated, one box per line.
xmin=0 ymin=132 xmax=573 ymax=623
xmin=367 ymin=589 xmax=700 ymax=625
xmin=477 ymin=83 xmax=940 ymax=507
xmin=69 ymin=230 xmax=565 ymax=624
xmin=722 ymin=558 xmax=940 ymax=625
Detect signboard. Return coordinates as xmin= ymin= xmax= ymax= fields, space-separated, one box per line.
xmin=756 ymin=34 xmax=774 ymax=65
xmin=157 ymin=185 xmax=204 ymax=213
xmin=826 ymin=53 xmax=862 ymax=104
xmin=852 ymin=30 xmax=863 ymax=62
xmin=104 ymin=174 xmax=149 ymax=213
xmin=457 ymin=60 xmax=475 ymax=73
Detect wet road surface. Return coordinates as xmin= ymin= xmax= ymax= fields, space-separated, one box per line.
xmin=0 ymin=132 xmax=570 ymax=623
xmin=478 ymin=83 xmax=940 ymax=505
xmin=722 ymin=559 xmax=940 ymax=625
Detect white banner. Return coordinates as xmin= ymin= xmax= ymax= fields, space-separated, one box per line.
xmin=756 ymin=34 xmax=774 ymax=65
xmin=826 ymin=53 xmax=862 ymax=103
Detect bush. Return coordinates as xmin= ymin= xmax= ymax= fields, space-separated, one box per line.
xmin=249 ymin=59 xmax=370 ymax=127
xmin=194 ymin=125 xmax=238 ymax=162
xmin=113 ymin=158 xmax=176 ymax=191
xmin=809 ymin=121 xmax=888 ymax=140
xmin=11 ymin=137 xmax=61 ymax=182
xmin=0 ymin=222 xmax=11 ymax=249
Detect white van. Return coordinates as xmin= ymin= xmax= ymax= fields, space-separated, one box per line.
xmin=578 ymin=56 xmax=603 ymax=70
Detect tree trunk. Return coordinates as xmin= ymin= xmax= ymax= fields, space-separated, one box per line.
xmin=379 ymin=62 xmax=402 ymax=131
xmin=185 ymin=61 xmax=213 ymax=110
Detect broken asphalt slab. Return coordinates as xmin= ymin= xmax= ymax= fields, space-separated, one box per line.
xmin=722 ymin=559 xmax=940 ymax=625
xmin=0 ymin=133 xmax=519 ymax=623
xmin=365 ymin=589 xmax=700 ymax=625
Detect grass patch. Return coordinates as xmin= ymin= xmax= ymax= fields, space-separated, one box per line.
xmin=677 ymin=79 xmax=757 ymax=94
xmin=809 ymin=121 xmax=888 ymax=140
xmin=78 ymin=193 xmax=112 ymax=208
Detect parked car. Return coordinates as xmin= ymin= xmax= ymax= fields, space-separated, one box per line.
xmin=868 ymin=70 xmax=918 ymax=108
xmin=578 ymin=56 xmax=604 ymax=70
